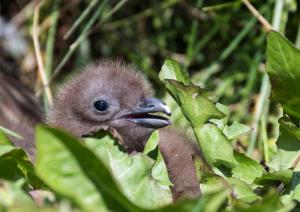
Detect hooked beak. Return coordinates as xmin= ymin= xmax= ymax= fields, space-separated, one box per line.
xmin=121 ymin=98 xmax=171 ymax=129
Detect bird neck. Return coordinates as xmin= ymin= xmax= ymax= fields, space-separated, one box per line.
xmin=111 ymin=126 xmax=153 ymax=153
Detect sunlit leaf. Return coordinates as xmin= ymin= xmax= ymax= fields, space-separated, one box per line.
xmin=266 ymin=30 xmax=300 ymax=119
xmin=36 ymin=126 xmax=124 ymax=211
xmin=85 ymin=132 xmax=172 ymax=208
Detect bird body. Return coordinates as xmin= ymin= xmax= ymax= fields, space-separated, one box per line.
xmin=0 ymin=72 xmax=42 ymax=157
xmin=0 ymin=60 xmax=201 ymax=200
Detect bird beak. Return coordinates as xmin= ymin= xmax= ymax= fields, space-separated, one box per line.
xmin=121 ymin=98 xmax=171 ymax=129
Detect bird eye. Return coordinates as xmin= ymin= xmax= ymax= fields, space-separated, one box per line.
xmin=93 ymin=100 xmax=109 ymax=112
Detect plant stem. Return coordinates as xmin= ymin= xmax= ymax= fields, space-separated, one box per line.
xmin=44 ymin=0 xmax=61 ymax=111
xmin=32 ymin=2 xmax=53 ymax=107
xmin=295 ymin=19 xmax=300 ymax=48
xmin=64 ymin=0 xmax=100 ymax=40
xmin=49 ymin=0 xmax=109 ymax=84
xmin=242 ymin=0 xmax=273 ymax=32
xmin=247 ymin=74 xmax=270 ymax=156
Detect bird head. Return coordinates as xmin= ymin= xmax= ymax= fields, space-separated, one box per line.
xmin=48 ymin=61 xmax=171 ymax=152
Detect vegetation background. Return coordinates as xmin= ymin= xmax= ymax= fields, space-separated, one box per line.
xmin=1 ymin=0 xmax=300 ymax=211
xmin=1 ymin=0 xmax=298 ymax=159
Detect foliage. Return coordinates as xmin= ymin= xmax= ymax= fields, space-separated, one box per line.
xmin=1 ymin=0 xmax=300 ymax=211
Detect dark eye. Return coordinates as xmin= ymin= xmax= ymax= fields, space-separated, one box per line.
xmin=93 ymin=100 xmax=109 ymax=112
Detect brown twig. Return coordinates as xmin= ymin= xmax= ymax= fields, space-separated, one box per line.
xmin=242 ymin=0 xmax=273 ymax=32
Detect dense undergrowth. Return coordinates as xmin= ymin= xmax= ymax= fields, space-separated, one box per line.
xmin=1 ymin=0 xmax=300 ymax=211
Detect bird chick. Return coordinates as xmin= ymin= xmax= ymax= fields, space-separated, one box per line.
xmin=48 ymin=60 xmax=201 ymax=200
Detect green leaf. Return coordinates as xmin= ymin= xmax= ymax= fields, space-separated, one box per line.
xmin=231 ymin=191 xmax=285 ymax=211
xmin=232 ymin=152 xmax=264 ymax=185
xmin=223 ymin=122 xmax=251 ymax=140
xmin=159 ymin=58 xmax=191 ymax=85
xmin=196 ymin=124 xmax=238 ymax=167
xmin=292 ymin=184 xmax=300 ymax=202
xmin=85 ymin=132 xmax=172 ymax=209
xmin=142 ymin=130 xmax=172 ymax=187
xmin=143 ymin=130 xmax=159 ymax=155
xmin=255 ymin=170 xmax=293 ymax=186
xmin=288 ymin=172 xmax=300 ymax=202
xmin=200 ymin=174 xmax=225 ymax=195
xmin=268 ymin=117 xmax=300 ymax=171
xmin=0 ymin=144 xmax=38 ymax=186
xmin=35 ymin=125 xmax=140 ymax=212
xmin=266 ymin=30 xmax=300 ymax=119
xmin=151 ymin=152 xmax=173 ymax=187
xmin=0 ymin=130 xmax=13 ymax=145
xmin=210 ymin=103 xmax=230 ymax=130
xmin=228 ymin=178 xmax=258 ymax=204
xmin=210 ymin=104 xmax=251 ymax=140
xmin=160 ymin=62 xmax=238 ymax=168
xmin=164 ymin=80 xmax=225 ymax=128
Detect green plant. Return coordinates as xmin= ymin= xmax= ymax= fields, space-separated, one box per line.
xmin=2 ymin=30 xmax=300 ymax=211
xmin=2 ymin=0 xmax=300 ymax=211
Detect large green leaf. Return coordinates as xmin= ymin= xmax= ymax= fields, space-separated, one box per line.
xmin=160 ymin=60 xmax=244 ymax=168
xmin=84 ymin=132 xmax=172 ymax=209
xmin=163 ymin=80 xmax=238 ymax=167
xmin=266 ymin=30 xmax=300 ymax=119
xmin=35 ymin=125 xmax=139 ymax=212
